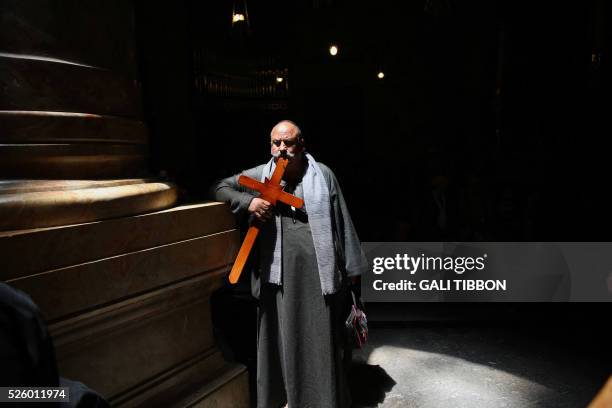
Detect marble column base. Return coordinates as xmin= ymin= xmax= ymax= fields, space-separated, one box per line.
xmin=0 ymin=179 xmax=178 ymax=231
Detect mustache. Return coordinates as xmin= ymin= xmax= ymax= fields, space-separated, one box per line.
xmin=272 ymin=150 xmax=296 ymax=159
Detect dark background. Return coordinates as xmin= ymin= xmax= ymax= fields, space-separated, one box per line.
xmin=134 ymin=0 xmax=611 ymax=330
xmin=136 ymin=0 xmax=610 ymax=244
xmin=133 ymin=1 xmax=611 ymax=400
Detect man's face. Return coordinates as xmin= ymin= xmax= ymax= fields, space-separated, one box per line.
xmin=270 ymin=123 xmax=303 ymax=160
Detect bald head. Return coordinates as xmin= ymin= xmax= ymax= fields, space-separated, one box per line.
xmin=270 ymin=120 xmax=302 ymax=139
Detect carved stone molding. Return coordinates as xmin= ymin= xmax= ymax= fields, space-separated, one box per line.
xmin=0 ymin=179 xmax=178 ymax=231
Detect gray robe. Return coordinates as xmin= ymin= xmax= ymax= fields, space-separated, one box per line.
xmin=213 ymin=159 xmax=367 ymax=408
xmin=213 ymin=161 xmax=368 ymax=286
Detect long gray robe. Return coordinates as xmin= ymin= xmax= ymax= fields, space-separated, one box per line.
xmin=213 ymin=159 xmax=367 ymax=408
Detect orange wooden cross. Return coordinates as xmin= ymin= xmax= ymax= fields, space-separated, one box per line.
xmin=228 ymin=157 xmax=305 ymax=284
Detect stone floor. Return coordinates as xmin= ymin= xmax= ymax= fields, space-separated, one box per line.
xmin=349 ymin=324 xmax=610 ymax=408
xmin=213 ymin=293 xmax=611 ymax=408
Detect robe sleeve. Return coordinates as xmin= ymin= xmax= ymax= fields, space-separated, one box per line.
xmin=210 ymin=165 xmax=265 ymax=215
xmin=323 ymin=165 xmax=369 ymax=278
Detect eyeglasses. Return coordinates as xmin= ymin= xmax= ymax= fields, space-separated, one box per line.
xmin=271 ymin=138 xmax=299 ymax=147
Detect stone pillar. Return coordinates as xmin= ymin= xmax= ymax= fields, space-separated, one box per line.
xmin=1 ymin=2 xmax=249 ymax=406
xmin=0 ymin=0 xmax=177 ymax=230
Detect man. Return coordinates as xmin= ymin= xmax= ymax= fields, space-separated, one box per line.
xmin=212 ymin=120 xmax=368 ymax=408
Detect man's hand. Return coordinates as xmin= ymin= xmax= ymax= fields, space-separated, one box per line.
xmin=248 ymin=197 xmax=273 ymax=221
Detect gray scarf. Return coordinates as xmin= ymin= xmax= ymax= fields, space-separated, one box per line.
xmin=258 ymin=153 xmax=336 ymax=294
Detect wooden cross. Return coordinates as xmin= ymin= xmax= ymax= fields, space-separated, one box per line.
xmin=228 ymin=157 xmax=304 ymax=284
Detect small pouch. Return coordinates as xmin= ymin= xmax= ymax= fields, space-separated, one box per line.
xmin=345 ymin=290 xmax=368 ymax=348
